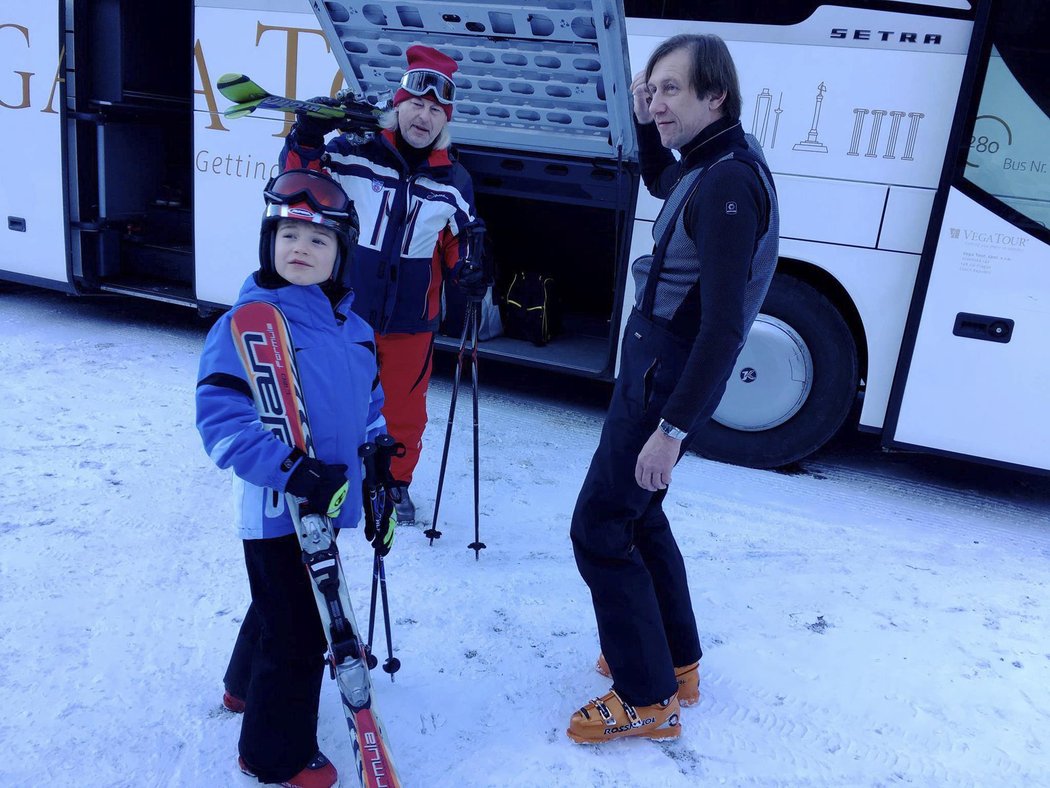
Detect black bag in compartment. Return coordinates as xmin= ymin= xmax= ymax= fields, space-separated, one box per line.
xmin=502 ymin=272 xmax=559 ymax=346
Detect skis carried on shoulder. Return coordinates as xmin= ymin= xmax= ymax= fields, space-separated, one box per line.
xmin=230 ymin=300 xmax=400 ymax=788
xmin=216 ymin=72 xmax=382 ymax=130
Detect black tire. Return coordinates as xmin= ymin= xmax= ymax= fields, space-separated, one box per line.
xmin=689 ymin=273 xmax=859 ymax=469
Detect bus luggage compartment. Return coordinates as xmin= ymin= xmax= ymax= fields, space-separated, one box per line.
xmin=440 ymin=146 xmax=636 ymax=379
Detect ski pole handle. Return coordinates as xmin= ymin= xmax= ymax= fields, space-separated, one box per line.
xmin=360 ymin=441 xmax=394 ymax=554
xmin=464 ymin=222 xmax=485 ymax=267
xmin=359 ymin=442 xmax=379 ymax=488
xmin=375 ymin=435 xmax=394 ymax=482
xmin=374 ymin=434 xmax=404 ymax=481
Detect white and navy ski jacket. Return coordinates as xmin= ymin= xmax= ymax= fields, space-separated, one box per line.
xmin=282 ymin=129 xmax=477 ymax=334
xmin=196 ymin=275 xmax=385 ymax=540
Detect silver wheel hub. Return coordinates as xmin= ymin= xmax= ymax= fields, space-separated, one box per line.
xmin=712 ymin=315 xmax=813 ymax=431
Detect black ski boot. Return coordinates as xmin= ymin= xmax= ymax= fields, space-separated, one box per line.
xmin=393 ymin=485 xmax=415 ymax=526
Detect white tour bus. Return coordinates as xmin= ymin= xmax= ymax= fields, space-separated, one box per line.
xmin=2 ymin=0 xmax=1047 ymax=472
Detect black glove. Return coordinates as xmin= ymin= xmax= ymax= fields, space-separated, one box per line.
xmin=455 ymin=220 xmax=491 ymax=300
xmin=361 ymin=434 xmax=404 ymax=555
xmin=364 ymin=491 xmax=396 ymax=556
xmin=456 ymin=262 xmax=489 ymax=300
xmin=285 ymin=453 xmax=349 ymax=518
xmin=292 ymin=96 xmax=344 ymax=148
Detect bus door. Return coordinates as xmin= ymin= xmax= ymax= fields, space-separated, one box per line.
xmin=0 ymin=4 xmax=69 ymax=290
xmin=65 ymin=1 xmax=194 ymax=305
xmin=885 ymin=0 xmax=1050 ymax=472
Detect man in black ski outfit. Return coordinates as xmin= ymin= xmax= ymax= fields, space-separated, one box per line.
xmin=566 ymin=34 xmax=780 ymax=744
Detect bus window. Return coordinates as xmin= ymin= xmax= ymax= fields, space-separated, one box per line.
xmin=624 ymin=1 xmax=816 ymax=24
xmin=962 ymin=3 xmax=1050 ymax=234
xmin=624 ymin=0 xmax=972 ymax=23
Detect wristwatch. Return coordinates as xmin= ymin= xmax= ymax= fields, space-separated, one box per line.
xmin=658 ymin=418 xmax=688 ymax=441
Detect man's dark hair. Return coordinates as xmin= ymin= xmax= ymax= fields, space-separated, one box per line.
xmin=644 ymin=34 xmax=742 ymax=122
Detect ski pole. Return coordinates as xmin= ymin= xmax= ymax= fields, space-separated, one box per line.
xmin=466 ymin=300 xmax=486 ymax=560
xmin=358 ymin=438 xmax=402 ymax=674
xmin=373 ymin=552 xmax=399 ymax=679
xmin=373 ymin=435 xmax=403 ymax=680
xmin=426 ymin=302 xmax=470 ymax=545
xmin=360 ymin=441 xmax=401 ymax=680
xmin=358 ymin=442 xmax=382 ymax=671
xmin=360 ymin=439 xmax=401 ymax=678
xmin=428 ymin=221 xmax=490 ymax=551
xmin=366 ymin=554 xmax=380 ymax=669
xmin=462 ymin=223 xmax=489 ymax=559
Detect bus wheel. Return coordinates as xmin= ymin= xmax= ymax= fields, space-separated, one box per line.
xmin=689 ymin=274 xmax=859 ymax=469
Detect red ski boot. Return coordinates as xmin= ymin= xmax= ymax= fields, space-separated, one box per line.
xmin=238 ymin=751 xmax=337 ymax=788
xmin=222 ymin=690 xmax=245 ymax=714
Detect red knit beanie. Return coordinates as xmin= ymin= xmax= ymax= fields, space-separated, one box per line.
xmin=394 ymin=45 xmax=458 ymax=120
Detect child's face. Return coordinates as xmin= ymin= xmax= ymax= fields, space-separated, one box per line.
xmin=274 ymin=219 xmax=338 ymax=286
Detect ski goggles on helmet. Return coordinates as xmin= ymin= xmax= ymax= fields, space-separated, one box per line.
xmin=262 ymin=201 xmax=350 ymax=236
xmin=264 ymin=169 xmax=352 ymax=220
xmin=399 ymin=69 xmax=456 ymax=105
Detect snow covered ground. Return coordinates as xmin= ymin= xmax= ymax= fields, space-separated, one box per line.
xmin=2 ymin=284 xmax=1049 ymax=787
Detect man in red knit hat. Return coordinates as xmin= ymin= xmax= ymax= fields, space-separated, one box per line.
xmin=274 ymin=44 xmax=485 ymax=529
xmin=395 ymin=44 xmax=458 ymax=120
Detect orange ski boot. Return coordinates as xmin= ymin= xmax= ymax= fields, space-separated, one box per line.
xmin=596 ymin=653 xmax=700 ymax=707
xmin=566 ymin=689 xmax=680 ymax=744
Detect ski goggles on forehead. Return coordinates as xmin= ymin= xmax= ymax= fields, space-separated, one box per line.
xmin=264 ymin=170 xmax=352 ymax=217
xmin=399 ymin=69 xmax=456 ymax=105
xmin=264 ymin=202 xmax=343 ymax=232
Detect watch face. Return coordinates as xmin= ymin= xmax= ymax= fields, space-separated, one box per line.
xmin=660 ymin=420 xmax=684 ymax=439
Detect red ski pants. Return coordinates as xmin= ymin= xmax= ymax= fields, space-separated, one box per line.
xmin=375 ymin=331 xmax=434 ymax=485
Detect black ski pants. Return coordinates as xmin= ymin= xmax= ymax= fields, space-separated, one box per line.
xmin=571 ymin=310 xmax=703 ymax=707
xmin=225 ymin=533 xmax=328 ymax=783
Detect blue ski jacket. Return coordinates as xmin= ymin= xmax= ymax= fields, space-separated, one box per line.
xmin=196 ymin=275 xmax=385 ymax=540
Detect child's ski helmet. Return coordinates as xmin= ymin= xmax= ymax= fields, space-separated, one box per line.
xmin=259 ymin=169 xmax=359 ymax=288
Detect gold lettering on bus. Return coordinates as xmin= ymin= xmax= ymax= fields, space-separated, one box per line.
xmin=193 ymin=38 xmax=229 ymax=132
xmin=255 ymin=23 xmax=331 ymax=138
xmin=329 ymin=71 xmax=346 ymax=99
xmin=0 ymin=23 xmax=33 ymax=110
xmin=41 ymin=44 xmax=64 ymax=115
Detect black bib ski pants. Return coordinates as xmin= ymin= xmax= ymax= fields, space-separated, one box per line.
xmin=225 ymin=534 xmax=329 ymax=783
xmin=571 ymin=309 xmax=704 ymax=707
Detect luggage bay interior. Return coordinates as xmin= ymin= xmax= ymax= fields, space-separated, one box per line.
xmin=445 ymin=147 xmax=637 ymax=378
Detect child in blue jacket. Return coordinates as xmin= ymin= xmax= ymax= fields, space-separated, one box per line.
xmin=196 ymin=170 xmax=386 ymax=788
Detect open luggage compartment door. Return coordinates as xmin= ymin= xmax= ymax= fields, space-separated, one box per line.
xmin=307 ymin=0 xmax=636 ymax=161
